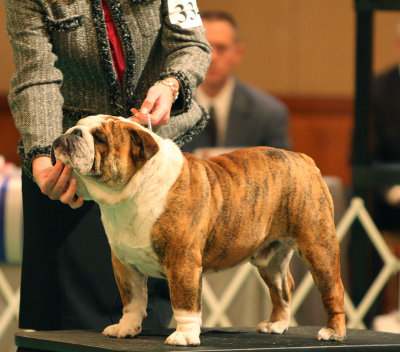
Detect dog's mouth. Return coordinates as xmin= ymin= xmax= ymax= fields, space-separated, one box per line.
xmin=51 ymin=133 xmax=95 ymax=175
xmin=51 ymin=134 xmax=77 ymax=163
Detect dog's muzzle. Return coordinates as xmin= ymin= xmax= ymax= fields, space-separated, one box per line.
xmin=51 ymin=131 xmax=82 ymax=165
xmin=51 ymin=129 xmax=94 ymax=175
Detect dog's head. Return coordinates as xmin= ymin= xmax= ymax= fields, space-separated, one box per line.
xmin=51 ymin=115 xmax=160 ymax=199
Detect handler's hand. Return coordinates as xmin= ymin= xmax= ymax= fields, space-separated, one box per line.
xmin=130 ymin=78 xmax=179 ymax=126
xmin=32 ymin=156 xmax=84 ymax=209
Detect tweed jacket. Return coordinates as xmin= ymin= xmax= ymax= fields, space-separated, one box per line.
xmin=5 ymin=0 xmax=211 ymax=176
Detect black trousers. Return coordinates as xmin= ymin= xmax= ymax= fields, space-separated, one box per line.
xmin=19 ymin=172 xmax=172 ymax=331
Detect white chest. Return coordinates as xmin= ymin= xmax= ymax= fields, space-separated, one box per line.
xmin=111 ymin=240 xmax=165 ymax=279
xmin=101 ymin=204 xmax=165 ymax=279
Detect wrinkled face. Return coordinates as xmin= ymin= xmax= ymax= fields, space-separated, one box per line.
xmin=51 ymin=115 xmax=159 ymax=189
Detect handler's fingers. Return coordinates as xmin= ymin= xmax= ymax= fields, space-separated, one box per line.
xmin=67 ymin=195 xmax=84 ymax=209
xmin=130 ymin=108 xmax=154 ymax=127
xmin=68 ymin=194 xmax=84 ymax=209
xmin=49 ymin=163 xmax=73 ymax=200
xmin=40 ymin=160 xmax=64 ymax=195
xmin=131 ymin=108 xmax=139 ymax=115
xmin=140 ymin=97 xmax=155 ymax=116
xmin=59 ymin=178 xmax=84 ymax=209
xmin=150 ymin=106 xmax=170 ymax=126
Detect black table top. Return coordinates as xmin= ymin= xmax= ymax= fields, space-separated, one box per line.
xmin=15 ymin=326 xmax=400 ymax=352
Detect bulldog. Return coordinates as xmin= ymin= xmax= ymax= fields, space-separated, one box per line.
xmin=51 ymin=114 xmax=346 ymax=346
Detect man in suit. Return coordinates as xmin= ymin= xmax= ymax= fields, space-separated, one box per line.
xmin=182 ymin=10 xmax=290 ymax=153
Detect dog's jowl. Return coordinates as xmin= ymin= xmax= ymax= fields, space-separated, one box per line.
xmin=52 ymin=114 xmax=346 ymax=346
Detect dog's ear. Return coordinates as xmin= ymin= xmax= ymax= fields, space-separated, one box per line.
xmin=129 ymin=127 xmax=160 ymax=161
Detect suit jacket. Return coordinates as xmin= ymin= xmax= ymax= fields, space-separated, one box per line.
xmin=182 ymin=79 xmax=290 ymax=153
xmin=373 ymin=65 xmax=400 ymax=230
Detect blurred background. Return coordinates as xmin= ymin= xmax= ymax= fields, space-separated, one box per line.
xmin=2 ymin=1 xmax=400 ymax=351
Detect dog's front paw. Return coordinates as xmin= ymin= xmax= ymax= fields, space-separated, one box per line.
xmin=102 ymin=323 xmax=142 ymax=339
xmin=256 ymin=320 xmax=289 ymax=334
xmin=165 ymin=330 xmax=200 ymax=346
xmin=317 ymin=327 xmax=346 ymax=341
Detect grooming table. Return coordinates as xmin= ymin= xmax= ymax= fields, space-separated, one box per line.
xmin=15 ymin=326 xmax=400 ymax=351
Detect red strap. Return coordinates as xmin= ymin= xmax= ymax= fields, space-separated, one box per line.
xmin=102 ymin=0 xmax=125 ymax=82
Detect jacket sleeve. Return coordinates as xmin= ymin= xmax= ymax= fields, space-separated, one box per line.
xmin=5 ymin=0 xmax=65 ymax=175
xmin=160 ymin=0 xmax=211 ymax=114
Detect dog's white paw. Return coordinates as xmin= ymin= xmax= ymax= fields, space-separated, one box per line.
xmin=165 ymin=330 xmax=200 ymax=346
xmin=167 ymin=309 xmax=202 ymax=346
xmin=102 ymin=322 xmax=142 ymax=339
xmin=317 ymin=327 xmax=345 ymax=341
xmin=256 ymin=320 xmax=289 ymax=334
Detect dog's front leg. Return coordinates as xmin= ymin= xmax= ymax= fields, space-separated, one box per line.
xmin=102 ymin=252 xmax=148 ymax=338
xmin=164 ymin=261 xmax=202 ymax=346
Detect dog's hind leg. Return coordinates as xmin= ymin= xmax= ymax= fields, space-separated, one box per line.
xmin=102 ymin=252 xmax=148 ymax=339
xmin=296 ymin=227 xmax=346 ymax=341
xmin=251 ymin=242 xmax=295 ymax=335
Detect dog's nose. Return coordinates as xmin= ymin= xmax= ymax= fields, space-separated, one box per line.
xmin=70 ymin=128 xmax=83 ymax=137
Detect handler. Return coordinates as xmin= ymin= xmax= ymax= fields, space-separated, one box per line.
xmin=5 ymin=0 xmax=211 ymax=331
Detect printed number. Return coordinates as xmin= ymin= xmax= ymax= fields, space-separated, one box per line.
xmin=174 ymin=1 xmax=199 ymax=25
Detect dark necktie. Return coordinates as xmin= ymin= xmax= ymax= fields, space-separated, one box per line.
xmin=205 ymin=105 xmax=217 ymax=147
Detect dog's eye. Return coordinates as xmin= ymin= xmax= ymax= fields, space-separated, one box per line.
xmin=93 ymin=133 xmax=107 ymax=145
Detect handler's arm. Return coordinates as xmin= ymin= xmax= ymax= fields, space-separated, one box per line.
xmin=6 ymin=0 xmax=83 ymax=208
xmin=5 ymin=0 xmax=65 ymax=178
xmin=159 ymin=0 xmax=211 ymax=115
